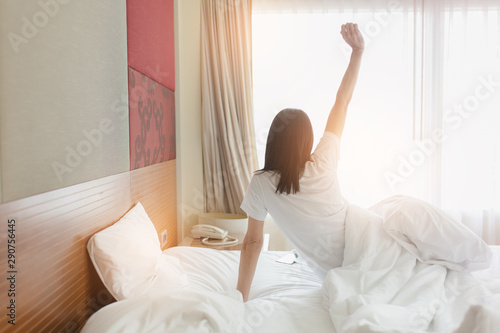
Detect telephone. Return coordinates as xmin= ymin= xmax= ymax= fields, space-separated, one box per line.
xmin=190 ymin=224 xmax=238 ymax=246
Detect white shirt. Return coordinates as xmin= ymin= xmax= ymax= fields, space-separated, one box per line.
xmin=241 ymin=131 xmax=348 ymax=279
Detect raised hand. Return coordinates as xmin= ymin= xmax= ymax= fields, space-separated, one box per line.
xmin=340 ymin=23 xmax=364 ymax=52
xmin=324 ymin=23 xmax=364 ymax=138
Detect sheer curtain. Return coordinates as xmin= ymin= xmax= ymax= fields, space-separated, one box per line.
xmin=439 ymin=0 xmax=500 ymax=244
xmin=252 ymin=0 xmax=500 ymax=244
xmin=201 ymin=0 xmax=258 ymax=214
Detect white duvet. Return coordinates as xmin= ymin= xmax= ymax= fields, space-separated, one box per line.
xmin=83 ymin=203 xmax=500 ymax=333
xmin=322 ymin=203 xmax=500 ymax=333
xmin=82 ymin=248 xmax=334 ymax=333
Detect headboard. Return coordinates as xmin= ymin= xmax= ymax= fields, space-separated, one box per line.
xmin=0 ymin=160 xmax=177 ymax=332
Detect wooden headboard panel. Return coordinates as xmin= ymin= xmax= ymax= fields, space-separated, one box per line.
xmin=0 ymin=160 xmax=177 ymax=332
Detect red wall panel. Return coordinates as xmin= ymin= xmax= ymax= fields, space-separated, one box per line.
xmin=128 ymin=67 xmax=176 ymax=170
xmin=127 ymin=0 xmax=175 ymax=91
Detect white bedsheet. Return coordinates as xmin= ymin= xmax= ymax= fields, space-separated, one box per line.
xmin=82 ymin=248 xmax=335 ymax=333
xmin=82 ymin=208 xmax=500 ymax=333
xmin=322 ymin=204 xmax=500 ymax=333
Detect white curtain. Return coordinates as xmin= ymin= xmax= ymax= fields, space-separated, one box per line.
xmin=438 ymin=0 xmax=500 ymax=245
xmin=252 ymin=0 xmax=500 ymax=244
xmin=201 ymin=0 xmax=258 ymax=214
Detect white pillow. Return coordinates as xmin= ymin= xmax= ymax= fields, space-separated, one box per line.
xmin=369 ymin=195 xmax=492 ymax=271
xmin=87 ymin=202 xmax=185 ymax=300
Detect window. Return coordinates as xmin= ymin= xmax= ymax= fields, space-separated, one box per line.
xmin=253 ymin=10 xmax=417 ymax=207
xmin=252 ymin=3 xmax=500 ymax=213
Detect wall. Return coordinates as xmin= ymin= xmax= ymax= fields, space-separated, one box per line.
xmin=175 ymin=0 xmax=205 ymax=241
xmin=0 ymin=0 xmax=130 ymax=203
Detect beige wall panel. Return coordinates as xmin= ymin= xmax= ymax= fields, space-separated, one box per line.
xmin=175 ymin=0 xmax=205 ymax=241
xmin=0 ymin=0 xmax=129 ymax=203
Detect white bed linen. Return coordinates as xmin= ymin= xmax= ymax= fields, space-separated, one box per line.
xmin=369 ymin=195 xmax=492 ymax=271
xmin=322 ymin=204 xmax=500 ymax=333
xmin=82 ymin=248 xmax=335 ymax=333
xmin=83 ymin=206 xmax=500 ymax=333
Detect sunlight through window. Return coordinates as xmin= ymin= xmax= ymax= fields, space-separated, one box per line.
xmin=253 ymin=12 xmax=416 ymax=206
xmin=252 ymin=9 xmax=500 ymax=209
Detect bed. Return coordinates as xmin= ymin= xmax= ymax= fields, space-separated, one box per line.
xmin=82 ymin=199 xmax=500 ymax=333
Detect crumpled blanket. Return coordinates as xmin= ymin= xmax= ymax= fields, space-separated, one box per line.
xmin=322 ymin=204 xmax=500 ymax=333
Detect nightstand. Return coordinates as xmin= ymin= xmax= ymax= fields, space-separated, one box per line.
xmin=180 ymin=233 xmax=270 ymax=251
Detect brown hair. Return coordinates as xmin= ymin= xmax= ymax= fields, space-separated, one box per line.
xmin=260 ymin=108 xmax=313 ymax=194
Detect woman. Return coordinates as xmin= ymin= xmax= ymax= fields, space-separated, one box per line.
xmin=237 ymin=23 xmax=364 ymax=302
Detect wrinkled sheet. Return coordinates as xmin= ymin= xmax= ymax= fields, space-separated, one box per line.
xmin=82 ymin=249 xmax=335 ymax=333
xmin=82 ymin=206 xmax=500 ymax=333
xmin=322 ymin=204 xmax=500 ymax=333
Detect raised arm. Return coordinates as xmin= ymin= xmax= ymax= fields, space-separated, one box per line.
xmin=325 ymin=22 xmax=364 ymax=138
xmin=237 ymin=217 xmax=264 ymax=302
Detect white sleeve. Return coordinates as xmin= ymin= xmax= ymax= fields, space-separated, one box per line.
xmin=310 ymin=131 xmax=341 ymax=169
xmin=240 ymin=175 xmax=267 ymax=221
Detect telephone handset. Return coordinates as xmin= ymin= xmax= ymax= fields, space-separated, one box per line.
xmin=191 ymin=224 xmax=227 ymax=239
xmin=190 ymin=224 xmax=238 ymax=246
